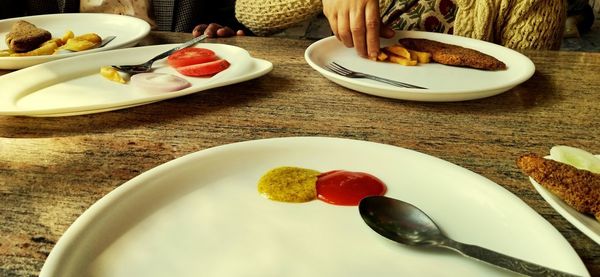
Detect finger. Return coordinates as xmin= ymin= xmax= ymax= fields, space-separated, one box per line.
xmin=337 ymin=11 xmax=353 ymax=48
xmin=328 ymin=14 xmax=339 ymax=40
xmin=365 ymin=0 xmax=381 ymax=59
xmin=204 ymin=23 xmax=223 ymax=38
xmin=236 ymin=30 xmax=245 ymax=36
xmin=192 ymin=24 xmax=208 ymax=37
xmin=350 ymin=5 xmax=367 ymax=58
xmin=216 ymin=26 xmax=235 ymax=37
xmin=322 ymin=0 xmax=339 ymax=40
xmin=380 ymin=25 xmax=395 ymax=38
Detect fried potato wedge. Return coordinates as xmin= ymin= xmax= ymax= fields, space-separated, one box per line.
xmin=384 ymin=45 xmax=411 ymax=59
xmin=408 ymin=50 xmax=431 ymax=63
xmin=11 ymin=41 xmax=59 ymax=56
xmin=375 ymin=43 xmax=431 ymax=66
xmin=389 ymin=55 xmax=418 ymax=66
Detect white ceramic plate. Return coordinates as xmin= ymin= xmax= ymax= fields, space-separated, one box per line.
xmin=0 ymin=13 xmax=150 ymax=69
xmin=529 ymin=154 xmax=600 ymax=245
xmin=305 ymin=31 xmax=535 ymax=102
xmin=40 ymin=137 xmax=588 ymax=277
xmin=26 ymin=58 xmax=272 ymax=117
xmin=0 ymin=43 xmax=272 ymax=116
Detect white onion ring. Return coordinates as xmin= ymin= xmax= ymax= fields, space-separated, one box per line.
xmin=130 ymin=73 xmax=191 ymax=92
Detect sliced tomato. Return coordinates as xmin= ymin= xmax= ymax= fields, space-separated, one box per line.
xmin=167 ymin=48 xmax=217 ymax=68
xmin=176 ymin=59 xmax=230 ymax=77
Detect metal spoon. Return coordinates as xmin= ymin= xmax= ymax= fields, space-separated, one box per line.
xmin=358 ymin=196 xmax=580 ymax=277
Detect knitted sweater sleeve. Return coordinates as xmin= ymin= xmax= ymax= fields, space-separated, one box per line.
xmin=454 ymin=0 xmax=566 ymax=50
xmin=235 ymin=0 xmax=323 ymax=36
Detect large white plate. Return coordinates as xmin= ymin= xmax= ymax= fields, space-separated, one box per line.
xmin=0 ymin=13 xmax=150 ymax=69
xmin=0 ymin=43 xmax=272 ymax=116
xmin=305 ymin=31 xmax=535 ymax=102
xmin=40 ymin=137 xmax=588 ymax=277
xmin=529 ymin=154 xmax=600 ymax=245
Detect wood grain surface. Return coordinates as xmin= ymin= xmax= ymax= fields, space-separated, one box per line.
xmin=1 ymin=32 xmax=599 ymax=276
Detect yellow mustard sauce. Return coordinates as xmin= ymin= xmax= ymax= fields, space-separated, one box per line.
xmin=257 ymin=166 xmax=320 ymax=202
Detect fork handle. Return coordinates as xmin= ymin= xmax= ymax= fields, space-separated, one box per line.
xmin=364 ymin=74 xmax=427 ymax=89
xmin=148 ymin=34 xmax=208 ymax=63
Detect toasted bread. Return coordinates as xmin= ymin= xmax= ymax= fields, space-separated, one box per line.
xmin=5 ymin=20 xmax=52 ymax=53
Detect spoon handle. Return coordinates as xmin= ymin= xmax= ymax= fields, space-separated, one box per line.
xmin=443 ymin=240 xmax=580 ymax=277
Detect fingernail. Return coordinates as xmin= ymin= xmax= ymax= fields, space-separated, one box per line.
xmin=369 ymin=52 xmax=378 ymax=60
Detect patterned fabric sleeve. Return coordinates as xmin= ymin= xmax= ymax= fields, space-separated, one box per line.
xmin=384 ymin=0 xmax=457 ymax=34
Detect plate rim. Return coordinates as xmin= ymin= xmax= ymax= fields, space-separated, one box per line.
xmin=304 ymin=31 xmax=535 ymax=101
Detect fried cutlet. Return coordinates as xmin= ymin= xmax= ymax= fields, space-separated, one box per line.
xmin=517 ymin=153 xmax=600 ymax=221
xmin=5 ymin=20 xmax=51 ymax=52
xmin=398 ymin=38 xmax=506 ymax=71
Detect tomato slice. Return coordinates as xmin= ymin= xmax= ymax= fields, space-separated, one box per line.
xmin=176 ymin=59 xmax=230 ymax=77
xmin=167 ymin=48 xmax=217 ymax=68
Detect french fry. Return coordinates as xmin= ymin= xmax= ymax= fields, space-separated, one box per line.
xmin=408 ymin=50 xmax=431 ymax=63
xmin=60 ymin=30 xmax=74 ymax=44
xmin=384 ymin=45 xmax=411 ymax=60
xmin=58 ymin=38 xmax=98 ymax=52
xmin=74 ymin=33 xmax=102 ymax=44
xmin=42 ymin=38 xmax=65 ymax=47
xmin=11 ymin=41 xmax=59 ymax=56
xmin=0 ymin=49 xmax=14 ymax=57
xmin=374 ymin=43 xmax=433 ymax=66
xmin=389 ymin=55 xmax=417 ymax=66
xmin=376 ymin=51 xmax=388 ymax=61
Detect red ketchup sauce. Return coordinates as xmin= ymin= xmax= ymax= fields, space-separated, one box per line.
xmin=316 ymin=170 xmax=386 ymax=206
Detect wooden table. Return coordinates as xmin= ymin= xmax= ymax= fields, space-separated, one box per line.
xmin=1 ymin=32 xmax=599 ymax=276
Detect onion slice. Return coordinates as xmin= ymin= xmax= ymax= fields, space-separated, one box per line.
xmin=130 ymin=73 xmax=191 ymax=92
xmin=549 ymin=145 xmax=600 ymax=173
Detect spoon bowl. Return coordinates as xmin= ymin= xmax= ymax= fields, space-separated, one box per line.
xmin=358 ymin=196 xmax=579 ymax=277
xmin=359 ymin=195 xmax=445 ymax=247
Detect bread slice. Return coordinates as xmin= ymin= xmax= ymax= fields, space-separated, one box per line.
xmin=5 ymin=20 xmax=52 ymax=52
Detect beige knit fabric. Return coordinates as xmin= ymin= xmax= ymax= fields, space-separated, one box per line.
xmin=454 ymin=0 xmax=566 ymax=50
xmin=235 ymin=0 xmax=323 ymax=35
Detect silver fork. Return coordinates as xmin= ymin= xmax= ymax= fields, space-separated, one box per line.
xmin=112 ymin=34 xmax=208 ymax=75
xmin=325 ymin=62 xmax=427 ymax=89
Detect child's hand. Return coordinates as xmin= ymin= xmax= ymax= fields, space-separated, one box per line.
xmin=192 ymin=23 xmax=245 ymax=38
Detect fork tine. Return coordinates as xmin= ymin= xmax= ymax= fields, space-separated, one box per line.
xmin=326 ymin=63 xmax=351 ymax=76
xmin=325 ymin=64 xmax=344 ymax=75
xmin=331 ymin=62 xmax=348 ymax=71
xmin=330 ymin=62 xmax=351 ymax=74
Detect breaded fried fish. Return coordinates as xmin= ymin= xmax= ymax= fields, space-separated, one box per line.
xmin=517 ymin=153 xmax=600 ymax=221
xmin=398 ymin=38 xmax=506 ymax=71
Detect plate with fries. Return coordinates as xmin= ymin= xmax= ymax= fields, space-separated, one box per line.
xmin=0 ymin=13 xmax=150 ymax=69
xmin=305 ymin=31 xmax=535 ymax=102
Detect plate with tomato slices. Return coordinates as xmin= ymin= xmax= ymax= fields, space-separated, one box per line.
xmin=0 ymin=43 xmax=272 ymax=116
